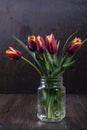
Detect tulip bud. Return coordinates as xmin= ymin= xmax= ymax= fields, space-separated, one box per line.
xmin=37 ymin=35 xmax=46 ymax=53
xmin=46 ymin=33 xmax=58 ymax=54
xmin=6 ymin=47 xmax=22 ymax=60
xmin=67 ymin=37 xmax=82 ymax=54
xmin=28 ymin=35 xmax=37 ymax=51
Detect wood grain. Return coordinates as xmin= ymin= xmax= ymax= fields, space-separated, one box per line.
xmin=0 ymin=94 xmax=86 ymax=130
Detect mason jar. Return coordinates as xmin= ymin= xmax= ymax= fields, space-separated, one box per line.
xmin=37 ymin=76 xmax=66 ymax=122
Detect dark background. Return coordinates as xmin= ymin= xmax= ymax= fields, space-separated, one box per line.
xmin=0 ymin=0 xmax=87 ymax=94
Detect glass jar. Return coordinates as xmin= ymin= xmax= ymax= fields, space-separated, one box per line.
xmin=37 ymin=76 xmax=66 ymax=122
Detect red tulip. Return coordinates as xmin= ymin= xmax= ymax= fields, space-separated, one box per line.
xmin=6 ymin=47 xmax=22 ymax=60
xmin=28 ymin=35 xmax=37 ymax=51
xmin=46 ymin=33 xmax=58 ymax=54
xmin=36 ymin=35 xmax=46 ymax=53
xmin=67 ymin=37 xmax=82 ymax=54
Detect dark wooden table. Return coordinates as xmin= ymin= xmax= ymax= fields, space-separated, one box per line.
xmin=0 ymin=94 xmax=86 ymax=130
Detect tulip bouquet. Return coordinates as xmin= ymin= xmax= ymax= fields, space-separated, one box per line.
xmin=6 ymin=32 xmax=87 ymax=121
xmin=6 ymin=33 xmax=86 ymax=77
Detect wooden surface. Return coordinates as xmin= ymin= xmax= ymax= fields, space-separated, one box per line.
xmin=0 ymin=94 xmax=86 ymax=130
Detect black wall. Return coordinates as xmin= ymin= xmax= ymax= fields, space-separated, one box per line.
xmin=0 ymin=0 xmax=87 ymax=94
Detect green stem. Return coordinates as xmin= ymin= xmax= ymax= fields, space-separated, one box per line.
xmin=62 ymin=31 xmax=77 ymax=57
xmin=48 ymin=95 xmax=55 ymax=118
xmin=60 ymin=53 xmax=68 ymax=66
xmin=21 ymin=56 xmax=42 ymax=76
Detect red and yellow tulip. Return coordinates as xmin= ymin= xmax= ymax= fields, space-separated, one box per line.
xmin=37 ymin=35 xmax=46 ymax=53
xmin=67 ymin=37 xmax=82 ymax=54
xmin=6 ymin=47 xmax=22 ymax=60
xmin=6 ymin=33 xmax=86 ymax=77
xmin=46 ymin=33 xmax=58 ymax=54
xmin=28 ymin=35 xmax=37 ymax=51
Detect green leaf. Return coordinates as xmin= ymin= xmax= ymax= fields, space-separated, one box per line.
xmin=63 ymin=60 xmax=75 ymax=68
xmin=82 ymin=38 xmax=87 ymax=44
xmin=59 ymin=53 xmax=68 ymax=66
xmin=52 ymin=54 xmax=58 ymax=66
xmin=13 ymin=35 xmax=42 ymax=70
xmin=45 ymin=49 xmax=54 ymax=67
xmin=21 ymin=56 xmax=42 ymax=76
xmin=13 ymin=35 xmax=34 ymax=57
xmin=62 ymin=31 xmax=77 ymax=57
xmin=50 ymin=67 xmax=63 ymax=77
xmin=57 ymin=40 xmax=60 ymax=49
xmin=63 ymin=56 xmax=73 ymax=65
xmin=36 ymin=54 xmax=49 ymax=76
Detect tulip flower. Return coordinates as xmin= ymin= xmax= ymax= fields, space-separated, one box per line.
xmin=37 ymin=35 xmax=46 ymax=53
xmin=67 ymin=37 xmax=82 ymax=54
xmin=46 ymin=33 xmax=58 ymax=54
xmin=6 ymin=47 xmax=22 ymax=60
xmin=28 ymin=35 xmax=37 ymax=51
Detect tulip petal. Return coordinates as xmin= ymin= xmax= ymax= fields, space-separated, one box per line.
xmin=28 ymin=35 xmax=37 ymax=51
xmin=67 ymin=37 xmax=82 ymax=54
xmin=6 ymin=47 xmax=22 ymax=60
xmin=46 ymin=33 xmax=58 ymax=54
xmin=37 ymin=35 xmax=45 ymax=53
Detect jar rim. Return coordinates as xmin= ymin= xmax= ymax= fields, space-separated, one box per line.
xmin=41 ymin=76 xmax=63 ymax=80
xmin=40 ymin=76 xmax=63 ymax=83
